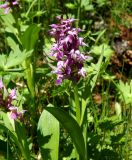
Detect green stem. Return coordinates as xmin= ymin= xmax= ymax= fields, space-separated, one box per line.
xmin=74 ymin=85 xmax=86 ymax=159
xmin=24 ymin=59 xmax=35 ymax=98
xmin=7 ymin=132 xmax=9 ymax=160
xmin=26 ymin=0 xmax=37 ymax=17
xmin=76 ymin=0 xmax=81 ymax=27
xmin=38 ymin=0 xmax=41 ymax=23
xmin=74 ymin=85 xmax=81 ymax=125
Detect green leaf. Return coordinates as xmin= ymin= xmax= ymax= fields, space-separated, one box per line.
xmin=0 ymin=10 xmax=22 ymax=50
xmin=65 ymin=3 xmax=77 ymax=9
xmin=6 ymin=33 xmax=21 ymax=52
xmin=0 ymin=49 xmax=32 ymax=70
xmin=117 ymin=80 xmax=132 ymax=105
xmin=90 ymin=53 xmax=104 ymax=91
xmin=2 ymin=112 xmax=15 ymax=132
xmin=45 ymin=106 xmax=86 ymax=160
xmin=1 ymin=112 xmax=31 ymax=160
xmin=0 ymin=112 xmax=21 ymax=150
xmin=37 ymin=107 xmax=59 ymax=160
xmin=97 ymin=0 xmax=108 ymax=7
xmin=81 ymin=0 xmax=94 ymax=11
xmin=91 ymin=43 xmax=114 ymax=59
xmin=52 ymin=80 xmax=70 ymax=96
xmin=5 ymin=49 xmax=32 ymax=69
xmin=0 ymin=55 xmax=6 ymax=70
xmin=21 ymin=24 xmax=40 ymax=51
xmin=15 ymin=121 xmax=31 ymax=160
xmin=99 ymin=117 xmax=124 ymax=131
xmin=0 ymin=10 xmax=18 ymax=34
xmin=20 ymin=24 xmax=40 ymax=97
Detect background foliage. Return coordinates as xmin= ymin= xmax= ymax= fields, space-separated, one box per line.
xmin=0 ymin=0 xmax=132 ymax=160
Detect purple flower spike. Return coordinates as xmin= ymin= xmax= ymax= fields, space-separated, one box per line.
xmin=49 ymin=16 xmax=89 ymax=85
xmin=0 ymin=80 xmax=26 ymax=121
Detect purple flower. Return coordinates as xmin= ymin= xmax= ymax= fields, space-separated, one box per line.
xmin=9 ymin=106 xmax=19 ymax=119
xmin=9 ymin=106 xmax=26 ymax=120
xmin=0 ymin=80 xmax=26 ymax=121
xmin=0 ymin=80 xmax=4 ymax=89
xmin=0 ymin=0 xmax=18 ymax=14
xmin=78 ymin=68 xmax=86 ymax=77
xmin=49 ymin=16 xmax=89 ymax=85
xmin=56 ymin=78 xmax=62 ymax=85
xmin=9 ymin=88 xmax=16 ymax=100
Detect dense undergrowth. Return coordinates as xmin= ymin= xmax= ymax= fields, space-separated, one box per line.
xmin=0 ymin=0 xmax=132 ymax=160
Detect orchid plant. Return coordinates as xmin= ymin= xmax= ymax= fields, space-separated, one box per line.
xmin=0 ymin=1 xmax=131 ymax=160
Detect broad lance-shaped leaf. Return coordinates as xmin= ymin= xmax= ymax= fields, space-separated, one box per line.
xmin=21 ymin=24 xmax=40 ymax=51
xmin=20 ymin=24 xmax=40 ymax=97
xmin=37 ymin=109 xmax=59 ymax=160
xmin=45 ymin=107 xmax=86 ymax=160
xmin=15 ymin=121 xmax=31 ymax=160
